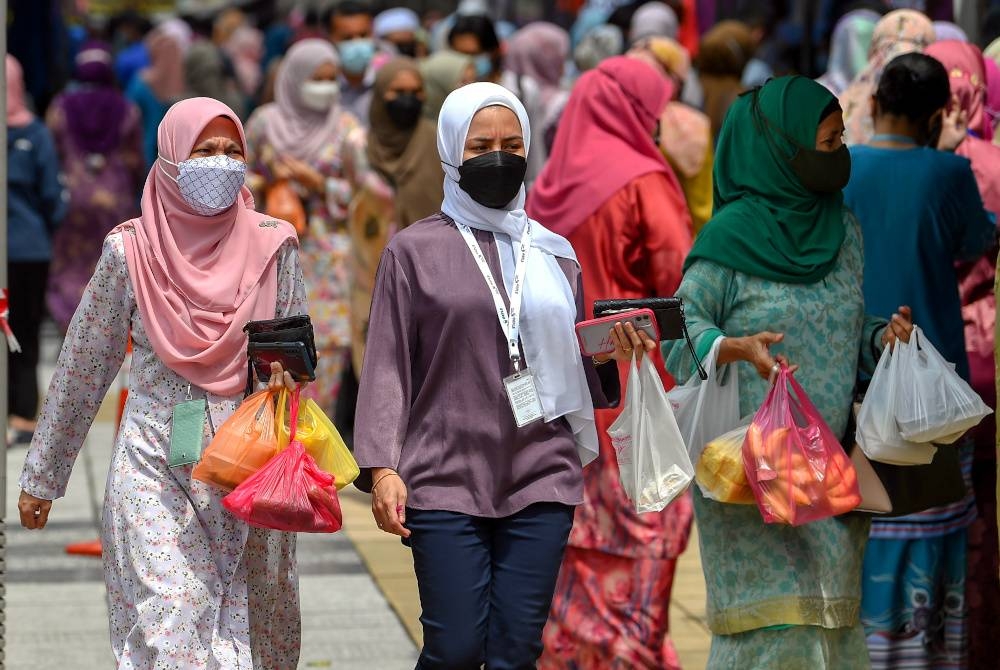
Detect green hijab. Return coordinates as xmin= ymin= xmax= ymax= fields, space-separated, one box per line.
xmin=684 ymin=76 xmax=847 ymax=284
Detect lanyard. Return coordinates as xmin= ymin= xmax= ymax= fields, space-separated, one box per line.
xmin=457 ymin=222 xmax=532 ymax=373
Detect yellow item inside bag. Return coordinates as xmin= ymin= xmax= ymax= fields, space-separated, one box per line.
xmin=276 ymin=388 xmax=360 ymax=490
xmin=695 ymin=425 xmax=755 ymax=505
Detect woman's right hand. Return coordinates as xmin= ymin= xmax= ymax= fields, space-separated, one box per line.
xmin=719 ymin=331 xmax=799 ymax=380
xmin=18 ymin=490 xmax=52 ymax=530
xmin=371 ymin=468 xmax=411 ymax=538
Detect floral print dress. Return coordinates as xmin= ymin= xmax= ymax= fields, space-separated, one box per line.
xmin=19 ymin=232 xmax=308 ymax=670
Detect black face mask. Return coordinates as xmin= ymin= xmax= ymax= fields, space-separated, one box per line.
xmin=454 ymin=151 xmax=527 ymax=209
xmin=385 ymin=94 xmax=423 ymax=129
xmin=393 ymin=40 xmax=418 ymax=57
xmin=788 ymin=144 xmax=852 ymax=194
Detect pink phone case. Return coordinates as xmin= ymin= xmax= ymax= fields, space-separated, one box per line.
xmin=575 ymin=308 xmax=660 ymax=356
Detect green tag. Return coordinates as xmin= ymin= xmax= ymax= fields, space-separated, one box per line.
xmin=169 ymin=398 xmax=206 ymax=467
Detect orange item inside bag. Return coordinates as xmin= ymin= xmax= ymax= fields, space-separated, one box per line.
xmin=741 ymin=367 xmax=861 ymax=525
xmin=193 ymin=389 xmax=280 ymax=491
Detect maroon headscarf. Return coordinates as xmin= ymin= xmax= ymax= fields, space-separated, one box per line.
xmin=527 ymin=56 xmax=675 ymax=237
xmin=61 ymin=41 xmax=130 ymax=155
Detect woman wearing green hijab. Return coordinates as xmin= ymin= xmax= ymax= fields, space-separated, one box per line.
xmin=664 ymin=76 xmax=913 ymax=667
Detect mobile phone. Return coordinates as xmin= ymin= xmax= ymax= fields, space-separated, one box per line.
xmin=575 ymin=308 xmax=660 ymax=356
xmin=249 ymin=341 xmax=317 ymax=383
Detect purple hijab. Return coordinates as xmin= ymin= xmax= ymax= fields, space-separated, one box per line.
xmin=61 ymin=41 xmax=130 ymax=155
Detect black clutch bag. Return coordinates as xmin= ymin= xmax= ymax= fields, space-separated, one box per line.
xmin=244 ymin=315 xmax=318 ymax=395
xmin=593 ymin=297 xmax=706 ymax=379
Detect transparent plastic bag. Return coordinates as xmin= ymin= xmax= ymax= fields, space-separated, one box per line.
xmin=223 ymin=391 xmax=343 ymax=533
xmin=857 ymin=343 xmax=937 ymax=465
xmin=193 ymin=389 xmax=280 ymax=491
xmin=695 ymin=425 xmax=755 ymax=504
xmin=608 ymin=357 xmax=693 ymax=513
xmin=276 ymin=388 xmax=359 ymax=489
xmin=893 ymin=326 xmax=992 ymax=444
xmin=742 ymin=367 xmax=860 ymax=525
xmin=667 ymin=336 xmax=742 ymax=465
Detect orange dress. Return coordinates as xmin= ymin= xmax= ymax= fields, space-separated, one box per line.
xmin=540 ymin=171 xmax=695 ymax=669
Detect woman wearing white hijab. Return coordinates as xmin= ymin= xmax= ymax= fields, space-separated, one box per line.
xmin=352 ymin=82 xmax=652 ymax=666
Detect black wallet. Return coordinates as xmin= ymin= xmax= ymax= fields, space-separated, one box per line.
xmin=593 ymin=297 xmax=707 ymax=380
xmin=244 ymin=315 xmax=319 ymax=395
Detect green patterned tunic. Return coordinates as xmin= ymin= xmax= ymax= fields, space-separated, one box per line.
xmin=664 ymin=211 xmax=886 ymax=668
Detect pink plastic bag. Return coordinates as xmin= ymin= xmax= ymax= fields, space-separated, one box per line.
xmin=741 ymin=367 xmax=861 ymax=525
xmin=223 ymin=388 xmax=343 ymax=533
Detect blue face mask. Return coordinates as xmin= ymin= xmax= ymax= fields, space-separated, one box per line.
xmin=338 ymin=38 xmax=375 ymax=75
xmin=474 ymin=54 xmax=492 ymax=79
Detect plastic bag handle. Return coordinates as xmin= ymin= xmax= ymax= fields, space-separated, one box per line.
xmin=288 ymin=386 xmax=301 ymax=444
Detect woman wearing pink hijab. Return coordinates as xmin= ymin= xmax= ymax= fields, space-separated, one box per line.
xmin=16 ymin=97 xmax=306 ymax=668
xmin=925 ymin=39 xmax=1000 ymax=670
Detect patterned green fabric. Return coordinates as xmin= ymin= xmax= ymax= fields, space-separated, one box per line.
xmin=707 ymin=623 xmax=870 ymax=670
xmin=664 ymin=211 xmax=885 ymax=656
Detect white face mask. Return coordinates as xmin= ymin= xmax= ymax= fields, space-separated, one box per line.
xmin=300 ymin=80 xmax=341 ymax=112
xmin=158 ymin=154 xmax=246 ymax=216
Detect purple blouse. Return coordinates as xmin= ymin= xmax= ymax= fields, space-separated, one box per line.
xmin=353 ymin=213 xmax=619 ymax=518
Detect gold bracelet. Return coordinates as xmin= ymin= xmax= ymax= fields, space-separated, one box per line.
xmin=371 ymin=471 xmax=400 ymax=495
xmin=592 ymin=356 xmax=612 ymax=366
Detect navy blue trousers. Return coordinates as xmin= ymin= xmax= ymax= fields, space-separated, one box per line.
xmin=406 ymin=502 xmax=574 ymax=670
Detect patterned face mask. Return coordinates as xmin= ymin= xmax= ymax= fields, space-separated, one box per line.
xmin=158 ymin=154 xmax=247 ymax=216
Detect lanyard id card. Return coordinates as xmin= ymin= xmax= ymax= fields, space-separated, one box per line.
xmin=169 ymin=390 xmax=206 ymax=467
xmin=503 ymin=368 xmax=544 ymax=427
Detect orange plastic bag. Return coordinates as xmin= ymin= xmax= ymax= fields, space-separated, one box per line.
xmin=265 ymin=179 xmax=307 ymax=235
xmin=223 ymin=389 xmax=343 ymax=533
xmin=742 ymin=367 xmax=861 ymax=525
xmin=193 ymin=389 xmax=280 ymax=491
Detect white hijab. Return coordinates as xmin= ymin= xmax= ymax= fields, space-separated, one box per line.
xmin=437 ymin=82 xmax=599 ymax=466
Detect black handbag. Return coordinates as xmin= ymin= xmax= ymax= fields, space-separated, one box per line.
xmin=243 ymin=315 xmax=318 ymax=396
xmin=593 ymin=297 xmax=707 ymax=380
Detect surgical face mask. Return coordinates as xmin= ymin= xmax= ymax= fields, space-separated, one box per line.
xmin=300 ymin=80 xmax=340 ymax=112
xmin=338 ymin=38 xmax=375 ymax=75
xmin=159 ymin=154 xmax=246 ymax=216
xmin=385 ymin=93 xmax=423 ymax=129
xmin=449 ymin=151 xmax=527 ymax=209
xmin=473 ymin=54 xmax=492 ymax=79
xmin=788 ymin=144 xmax=852 ymax=194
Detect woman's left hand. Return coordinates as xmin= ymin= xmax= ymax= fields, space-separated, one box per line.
xmin=595 ymin=322 xmax=657 ymax=365
xmin=267 ymin=361 xmax=299 ymax=391
xmin=881 ymin=305 xmax=914 ymax=352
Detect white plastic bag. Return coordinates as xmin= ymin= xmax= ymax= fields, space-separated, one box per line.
xmin=608 ymin=357 xmax=694 ymax=513
xmin=857 ymin=342 xmax=938 ymax=465
xmin=666 ymin=336 xmax=742 ymax=464
xmin=893 ymin=326 xmax=992 ymax=444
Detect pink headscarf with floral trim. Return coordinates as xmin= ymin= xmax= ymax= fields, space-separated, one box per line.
xmin=113 ymin=97 xmax=297 ymax=396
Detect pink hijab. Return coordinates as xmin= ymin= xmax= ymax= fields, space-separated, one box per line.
xmin=528 ymin=56 xmax=674 ymax=237
xmin=926 ymin=40 xmax=1000 ymax=214
xmin=262 ymin=39 xmax=346 ymax=164
xmin=114 ymin=98 xmax=297 ymax=396
xmin=6 ymin=56 xmax=33 ymax=127
xmin=142 ymin=27 xmax=187 ymax=101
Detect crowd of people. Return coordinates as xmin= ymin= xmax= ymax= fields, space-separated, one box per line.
xmin=7 ymin=1 xmax=1000 ymax=669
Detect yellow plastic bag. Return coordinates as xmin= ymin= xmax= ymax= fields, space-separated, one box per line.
xmin=695 ymin=425 xmax=755 ymax=505
xmin=276 ymin=388 xmax=359 ymax=490
xmin=193 ymin=389 xmax=280 ymax=491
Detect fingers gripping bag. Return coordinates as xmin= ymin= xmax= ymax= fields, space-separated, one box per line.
xmin=223 ymin=388 xmax=343 ymax=533
xmin=276 ymin=388 xmax=359 ymax=489
xmin=609 ymin=357 xmax=694 ymax=513
xmin=742 ymin=367 xmax=861 ymax=525
xmin=892 ymin=326 xmax=992 ymax=444
xmin=193 ymin=389 xmax=281 ymax=491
